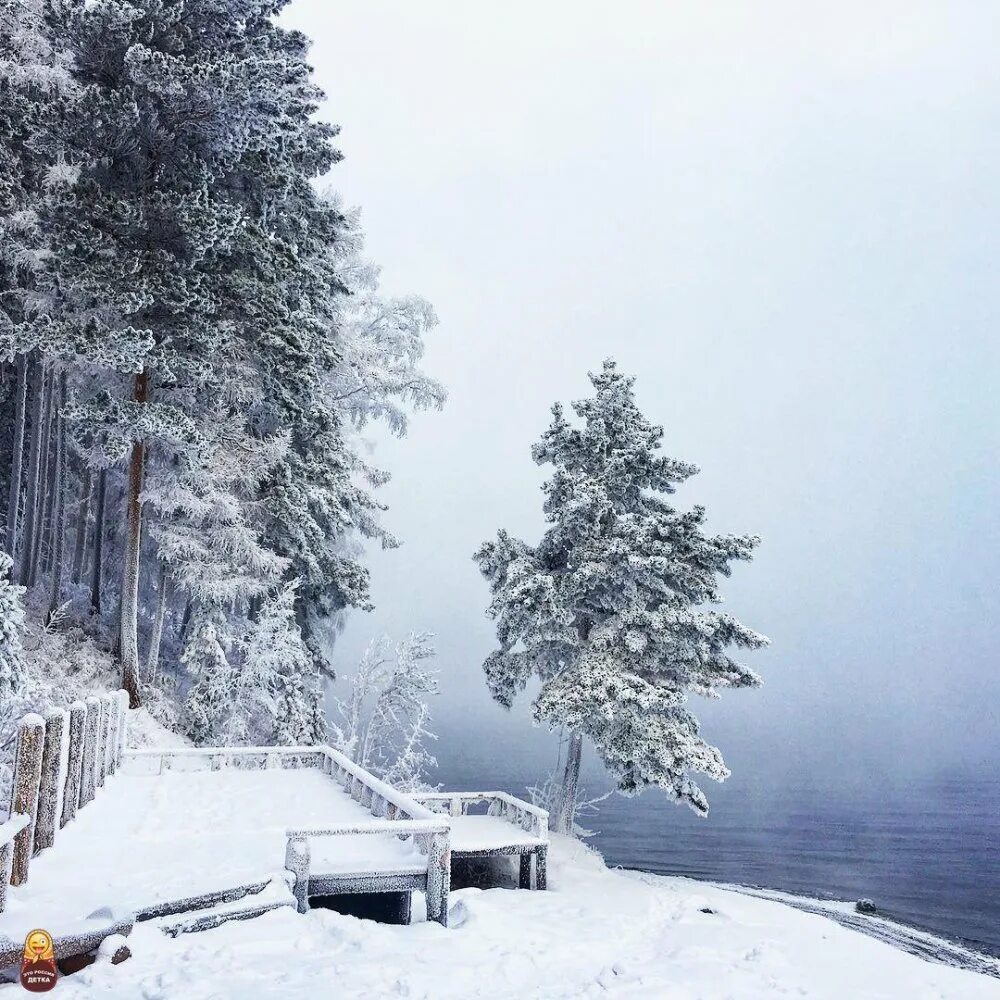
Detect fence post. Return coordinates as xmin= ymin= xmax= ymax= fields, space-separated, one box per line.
xmin=60 ymin=702 xmax=87 ymax=827
xmin=106 ymin=696 xmax=120 ymax=776
xmin=33 ymin=709 xmax=67 ymax=854
xmin=9 ymin=715 xmax=44 ymax=886
xmin=116 ymin=690 xmax=129 ymax=767
xmin=285 ymin=836 xmax=310 ymax=914
xmin=99 ymin=694 xmax=118 ymax=785
xmin=425 ymin=831 xmax=451 ymax=927
xmin=0 ymin=840 xmax=11 ymax=911
xmin=79 ymin=697 xmax=100 ymax=807
xmin=94 ymin=696 xmax=109 ymax=788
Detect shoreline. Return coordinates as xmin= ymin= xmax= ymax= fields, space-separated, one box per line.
xmin=621 ymin=868 xmax=1000 ymax=980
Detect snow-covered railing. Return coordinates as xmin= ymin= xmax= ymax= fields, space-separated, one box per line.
xmin=411 ymin=791 xmax=549 ymax=839
xmin=2 ymin=690 xmax=129 ymax=909
xmin=119 ymin=745 xmax=330 ymax=775
xmin=118 ymin=742 xmax=453 ymax=925
xmin=284 ymin=815 xmax=451 ymax=925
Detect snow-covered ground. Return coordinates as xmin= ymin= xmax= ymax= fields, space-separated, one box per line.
xmin=17 ymin=836 xmax=998 ymax=1000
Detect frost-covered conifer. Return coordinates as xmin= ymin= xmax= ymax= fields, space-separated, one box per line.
xmin=242 ymin=582 xmax=324 ymax=746
xmin=475 ymin=360 xmax=768 ymax=831
xmin=0 ymin=551 xmax=26 ymax=705
xmin=180 ymin=612 xmax=234 ymax=746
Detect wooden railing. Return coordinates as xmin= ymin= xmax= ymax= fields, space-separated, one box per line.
xmin=411 ymin=791 xmax=549 ymax=839
xmin=1 ymin=691 xmax=129 ymax=911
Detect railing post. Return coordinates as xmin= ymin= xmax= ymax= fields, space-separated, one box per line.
xmin=450 ymin=796 xmax=461 ymax=817
xmin=33 ymin=709 xmax=67 ymax=853
xmin=60 ymin=701 xmax=86 ymax=828
xmin=285 ymin=836 xmax=310 ymax=914
xmin=79 ymin=697 xmax=100 ymax=807
xmin=9 ymin=714 xmax=44 ymax=886
xmin=106 ymin=694 xmax=121 ymax=776
xmin=535 ymin=845 xmax=548 ymax=890
xmin=0 ymin=839 xmax=11 ymax=912
xmin=425 ymin=831 xmax=450 ymax=927
xmin=96 ymin=694 xmax=113 ymax=787
xmin=117 ymin=690 xmax=130 ymax=766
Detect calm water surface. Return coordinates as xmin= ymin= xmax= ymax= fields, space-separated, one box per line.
xmin=436 ymin=755 xmax=1000 ymax=957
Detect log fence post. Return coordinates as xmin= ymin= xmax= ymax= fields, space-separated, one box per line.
xmin=95 ymin=695 xmax=110 ymax=788
xmin=79 ymin=697 xmax=100 ymax=807
xmin=106 ymin=695 xmax=120 ymax=776
xmin=116 ymin=689 xmax=129 ymax=767
xmin=9 ymin=714 xmax=44 ymax=885
xmin=60 ymin=701 xmax=86 ymax=827
xmin=33 ymin=708 xmax=67 ymax=853
xmin=0 ymin=840 xmax=11 ymax=911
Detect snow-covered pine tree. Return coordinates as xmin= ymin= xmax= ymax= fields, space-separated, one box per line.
xmin=474 ymin=360 xmax=768 ymax=832
xmin=0 ymin=0 xmax=444 ymax=748
xmin=241 ymin=581 xmax=324 ymax=746
xmin=179 ymin=610 xmax=235 ymax=746
xmin=0 ymin=551 xmax=26 ymax=706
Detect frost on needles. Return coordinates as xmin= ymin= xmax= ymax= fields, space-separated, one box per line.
xmin=474 ymin=360 xmax=768 ymax=832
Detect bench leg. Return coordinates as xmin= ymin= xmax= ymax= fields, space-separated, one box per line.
xmin=519 ymin=852 xmax=532 ymax=889
xmin=535 ymin=846 xmax=547 ymax=890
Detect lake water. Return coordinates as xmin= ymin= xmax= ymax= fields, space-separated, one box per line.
xmin=435 ymin=755 xmax=1000 ymax=958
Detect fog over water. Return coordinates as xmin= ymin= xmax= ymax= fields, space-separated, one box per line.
xmin=282 ymin=0 xmax=1000 ymax=894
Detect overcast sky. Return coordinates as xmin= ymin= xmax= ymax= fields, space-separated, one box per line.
xmin=281 ymin=1 xmax=1000 ymax=794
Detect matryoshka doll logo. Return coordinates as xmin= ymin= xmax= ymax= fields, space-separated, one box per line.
xmin=20 ymin=928 xmax=57 ymax=992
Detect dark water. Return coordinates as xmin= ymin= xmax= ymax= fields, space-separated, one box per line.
xmin=436 ymin=755 xmax=1000 ymax=958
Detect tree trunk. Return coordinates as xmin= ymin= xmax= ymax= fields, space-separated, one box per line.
xmin=46 ymin=373 xmax=68 ymax=623
xmin=146 ymin=562 xmax=168 ymax=684
xmin=179 ymin=598 xmax=192 ymax=642
xmin=90 ymin=468 xmax=106 ymax=614
xmin=28 ymin=369 xmax=55 ymax=586
xmin=553 ymin=731 xmax=584 ymax=835
xmin=18 ymin=360 xmax=47 ymax=586
xmin=119 ymin=370 xmax=149 ymax=708
xmin=70 ymin=468 xmax=92 ymax=584
xmin=5 ymin=356 xmax=27 ymax=562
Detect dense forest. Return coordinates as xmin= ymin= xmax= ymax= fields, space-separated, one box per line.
xmin=0 ymin=0 xmax=443 ymax=747
xmin=2 ymin=0 xmax=766 ymax=831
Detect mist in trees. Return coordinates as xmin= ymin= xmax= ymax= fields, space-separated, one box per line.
xmin=0 ymin=0 xmax=443 ymax=744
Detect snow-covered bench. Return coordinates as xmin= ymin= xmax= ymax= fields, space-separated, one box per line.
xmin=409 ymin=792 xmax=549 ymax=890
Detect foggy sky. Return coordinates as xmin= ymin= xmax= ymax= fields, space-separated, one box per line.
xmin=281 ymin=1 xmax=1000 ymax=793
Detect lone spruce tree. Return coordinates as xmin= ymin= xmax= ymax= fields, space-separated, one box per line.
xmin=474 ymin=360 xmax=768 ymax=832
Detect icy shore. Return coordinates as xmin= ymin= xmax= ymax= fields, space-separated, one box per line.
xmin=13 ymin=835 xmax=998 ymax=999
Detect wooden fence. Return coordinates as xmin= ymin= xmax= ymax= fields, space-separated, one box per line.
xmin=1 ymin=690 xmax=129 ymax=911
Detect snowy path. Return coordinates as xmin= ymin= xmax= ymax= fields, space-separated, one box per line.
xmin=19 ymin=837 xmax=1000 ymax=1000
xmin=0 ymin=768 xmax=423 ymax=934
